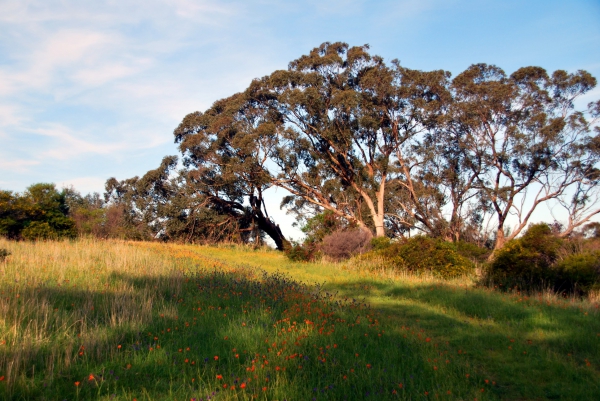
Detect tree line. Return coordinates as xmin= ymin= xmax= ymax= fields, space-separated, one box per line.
xmin=2 ymin=42 xmax=599 ymax=252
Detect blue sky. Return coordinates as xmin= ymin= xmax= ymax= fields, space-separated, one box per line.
xmin=1 ymin=0 xmax=599 ymax=240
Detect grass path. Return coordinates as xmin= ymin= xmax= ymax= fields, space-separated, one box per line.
xmin=0 ymin=239 xmax=598 ymax=400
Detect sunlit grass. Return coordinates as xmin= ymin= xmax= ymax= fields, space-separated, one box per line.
xmin=0 ymin=239 xmax=598 ymax=400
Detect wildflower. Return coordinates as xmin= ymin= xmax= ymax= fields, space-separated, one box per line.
xmin=75 ymin=381 xmax=81 ymax=387
xmin=214 ymin=356 xmax=219 ymax=360
xmin=262 ymin=387 xmax=267 ymax=391
xmin=88 ymin=374 xmax=94 ymax=381
xmin=240 ymin=383 xmax=246 ymax=389
xmin=117 ymin=345 xmax=122 ymax=349
xmin=216 ymin=375 xmax=223 ymax=380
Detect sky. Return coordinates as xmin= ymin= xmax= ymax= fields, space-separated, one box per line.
xmin=1 ymin=0 xmax=599 ymax=240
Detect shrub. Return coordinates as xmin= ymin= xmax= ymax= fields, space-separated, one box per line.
xmin=382 ymin=236 xmax=475 ymax=278
xmin=455 ymin=241 xmax=490 ymax=264
xmin=320 ymin=228 xmax=372 ymax=261
xmin=370 ymin=236 xmax=392 ymax=251
xmin=553 ymin=252 xmax=600 ymax=295
xmin=22 ymin=221 xmax=59 ymax=240
xmin=356 ymin=236 xmax=475 ymax=278
xmin=0 ymin=248 xmax=9 ymax=262
xmin=486 ymin=223 xmax=564 ymax=292
xmin=285 ymin=242 xmax=320 ymax=262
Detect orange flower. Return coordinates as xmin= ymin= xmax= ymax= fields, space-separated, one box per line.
xmin=240 ymin=383 xmax=246 ymax=389
xmin=366 ymin=364 xmax=371 ymax=369
xmin=214 ymin=356 xmax=219 ymax=360
xmin=117 ymin=345 xmax=122 ymax=349
xmin=0 ymin=376 xmax=4 ymax=381
xmin=216 ymin=374 xmax=223 ymax=380
xmin=75 ymin=381 xmax=80 ymax=387
xmin=262 ymin=387 xmax=267 ymax=391
xmin=88 ymin=374 xmax=94 ymax=381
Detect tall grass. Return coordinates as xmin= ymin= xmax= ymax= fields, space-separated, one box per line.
xmin=0 ymin=239 xmax=598 ymax=400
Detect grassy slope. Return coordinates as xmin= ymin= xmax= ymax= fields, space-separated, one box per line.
xmin=0 ymin=239 xmax=598 ymax=400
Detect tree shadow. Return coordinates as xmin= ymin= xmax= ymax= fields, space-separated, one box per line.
xmin=324 ymin=279 xmax=600 ymax=400
xmin=0 ymin=269 xmax=598 ymax=400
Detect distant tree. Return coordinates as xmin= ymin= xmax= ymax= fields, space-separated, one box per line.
xmin=0 ymin=183 xmax=76 ymax=240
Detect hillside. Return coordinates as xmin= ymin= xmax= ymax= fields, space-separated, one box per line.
xmin=0 ymin=239 xmax=598 ymax=400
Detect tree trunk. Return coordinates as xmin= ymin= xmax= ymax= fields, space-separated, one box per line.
xmin=373 ymin=213 xmax=386 ymax=237
xmin=254 ymin=213 xmax=290 ymax=251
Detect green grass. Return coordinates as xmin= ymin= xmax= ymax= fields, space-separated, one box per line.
xmin=0 ymin=239 xmax=598 ymax=400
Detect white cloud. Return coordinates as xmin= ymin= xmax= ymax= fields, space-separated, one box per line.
xmin=29 ymin=123 xmax=168 ymax=161
xmin=58 ymin=176 xmax=108 ymax=194
xmin=0 ymin=158 xmax=40 ymax=173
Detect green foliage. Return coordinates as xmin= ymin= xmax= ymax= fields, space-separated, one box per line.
xmin=487 ymin=224 xmax=564 ymax=292
xmin=454 ymin=241 xmax=491 ymax=263
xmin=285 ymin=241 xmax=320 ymax=262
xmin=361 ymin=236 xmax=476 ymax=278
xmin=0 ymin=248 xmax=9 ymax=262
xmin=370 ymin=236 xmax=392 ymax=251
xmin=0 ymin=184 xmax=76 ymax=240
xmin=486 ymin=223 xmax=600 ymax=295
xmin=300 ymin=211 xmax=346 ymax=245
xmin=554 ymin=252 xmax=600 ymax=295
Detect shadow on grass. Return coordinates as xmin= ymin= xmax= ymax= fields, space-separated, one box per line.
xmin=325 ymin=279 xmax=600 ymax=400
xmin=0 ymin=268 xmax=598 ymax=400
xmin=0 ymin=269 xmax=435 ymax=401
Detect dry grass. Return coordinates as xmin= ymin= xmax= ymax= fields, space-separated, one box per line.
xmin=0 ymin=238 xmax=185 ymax=394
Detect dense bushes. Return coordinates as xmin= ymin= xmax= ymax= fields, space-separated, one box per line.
xmin=0 ymin=184 xmax=76 ymax=240
xmin=485 ymin=224 xmax=600 ymax=295
xmin=357 ymin=236 xmax=477 ymax=278
xmin=321 ymin=228 xmax=372 ymax=261
xmin=286 ymin=227 xmax=372 ymax=262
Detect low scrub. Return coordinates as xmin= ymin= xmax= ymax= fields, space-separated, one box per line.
xmin=359 ymin=236 xmax=476 ymax=278
xmin=320 ymin=228 xmax=372 ymax=261
xmin=485 ymin=224 xmax=600 ymax=295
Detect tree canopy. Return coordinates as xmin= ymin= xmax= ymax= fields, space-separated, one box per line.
xmin=6 ymin=42 xmax=594 ymax=251
xmin=167 ymin=42 xmax=599 ymax=250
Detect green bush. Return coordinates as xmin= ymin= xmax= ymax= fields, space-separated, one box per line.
xmin=486 ymin=224 xmax=563 ymax=291
xmin=370 ymin=236 xmax=392 ymax=251
xmin=362 ymin=236 xmax=475 ymax=278
xmin=285 ymin=242 xmax=320 ymax=262
xmin=22 ymin=221 xmax=59 ymax=240
xmin=455 ymin=241 xmax=490 ymax=264
xmin=0 ymin=248 xmax=9 ymax=262
xmin=553 ymin=251 xmax=600 ymax=295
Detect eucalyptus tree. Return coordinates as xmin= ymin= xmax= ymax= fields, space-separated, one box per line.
xmin=247 ymin=42 xmax=451 ymax=237
xmin=173 ymin=93 xmax=289 ymax=250
xmin=448 ymin=64 xmax=600 ymax=250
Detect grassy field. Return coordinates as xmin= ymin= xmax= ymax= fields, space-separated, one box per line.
xmin=0 ymin=239 xmax=598 ymax=400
